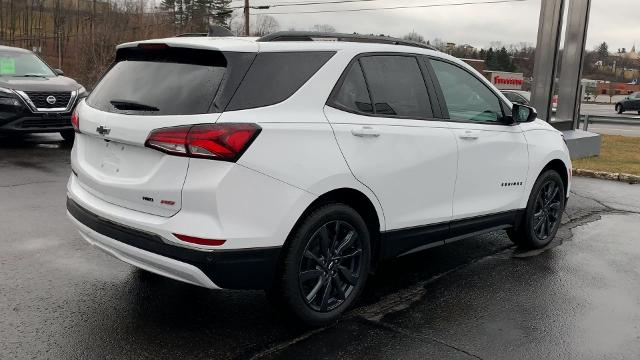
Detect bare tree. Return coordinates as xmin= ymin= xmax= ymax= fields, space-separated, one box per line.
xmin=402 ymin=30 xmax=425 ymax=44
xmin=253 ymin=15 xmax=279 ymax=36
xmin=310 ymin=24 xmax=335 ymax=33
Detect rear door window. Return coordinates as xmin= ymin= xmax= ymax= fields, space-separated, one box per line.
xmin=330 ymin=61 xmax=373 ymax=114
xmin=359 ymin=55 xmax=433 ymax=118
xmin=87 ymin=47 xmax=226 ymax=115
xmin=226 ymin=51 xmax=335 ymax=111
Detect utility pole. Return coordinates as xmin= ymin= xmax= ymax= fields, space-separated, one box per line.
xmin=244 ymin=0 xmax=250 ymax=36
xmin=57 ymin=28 xmax=62 ymax=69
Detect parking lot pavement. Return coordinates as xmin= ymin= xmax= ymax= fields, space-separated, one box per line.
xmin=2 ymin=135 xmax=640 ymax=359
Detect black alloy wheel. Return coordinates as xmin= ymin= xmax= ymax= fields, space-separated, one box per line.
xmin=531 ymin=180 xmax=563 ymax=241
xmin=268 ymin=203 xmax=371 ymax=326
xmin=298 ymin=220 xmax=363 ymax=312
xmin=507 ymin=170 xmax=565 ymax=249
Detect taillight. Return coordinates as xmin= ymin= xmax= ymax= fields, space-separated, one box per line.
xmin=145 ymin=123 xmax=261 ymax=162
xmin=71 ymin=111 xmax=80 ymax=133
xmin=173 ymin=233 xmax=226 ymax=247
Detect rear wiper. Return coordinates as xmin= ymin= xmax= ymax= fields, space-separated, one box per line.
xmin=110 ymin=99 xmax=159 ymax=111
xmin=15 ymin=74 xmax=48 ymax=78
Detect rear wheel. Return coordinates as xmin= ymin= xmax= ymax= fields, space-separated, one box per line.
xmin=268 ymin=203 xmax=370 ymax=326
xmin=508 ymin=170 xmax=565 ymax=249
xmin=60 ymin=130 xmax=75 ymax=143
xmin=616 ymin=104 xmax=624 ymax=114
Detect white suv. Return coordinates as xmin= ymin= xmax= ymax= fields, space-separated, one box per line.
xmin=67 ymin=32 xmax=571 ymax=325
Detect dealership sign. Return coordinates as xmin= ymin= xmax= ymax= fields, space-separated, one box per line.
xmin=486 ymin=71 xmax=524 ymax=90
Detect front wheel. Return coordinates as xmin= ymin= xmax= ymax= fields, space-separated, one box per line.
xmin=268 ymin=203 xmax=371 ymax=326
xmin=508 ymin=170 xmax=565 ymax=249
xmin=616 ymin=104 xmax=624 ymax=114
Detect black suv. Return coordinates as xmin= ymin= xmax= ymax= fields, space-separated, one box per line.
xmin=0 ymin=45 xmax=87 ymax=141
xmin=615 ymin=92 xmax=640 ymax=114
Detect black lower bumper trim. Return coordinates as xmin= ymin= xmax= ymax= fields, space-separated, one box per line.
xmin=0 ymin=113 xmax=73 ymax=133
xmin=67 ymin=197 xmax=281 ymax=290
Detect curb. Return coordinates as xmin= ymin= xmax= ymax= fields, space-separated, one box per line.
xmin=573 ymin=169 xmax=640 ymax=184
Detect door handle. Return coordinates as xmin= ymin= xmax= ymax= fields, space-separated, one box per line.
xmin=459 ymin=131 xmax=479 ymax=140
xmin=351 ymin=126 xmax=380 ymax=138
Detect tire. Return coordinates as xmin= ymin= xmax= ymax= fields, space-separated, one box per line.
xmin=508 ymin=170 xmax=565 ymax=249
xmin=60 ymin=130 xmax=75 ymax=143
xmin=268 ymin=203 xmax=371 ymax=326
xmin=616 ymin=104 xmax=624 ymax=114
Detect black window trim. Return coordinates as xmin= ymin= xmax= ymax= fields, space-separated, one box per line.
xmin=426 ymin=56 xmax=516 ymax=126
xmin=326 ymin=52 xmax=442 ymax=121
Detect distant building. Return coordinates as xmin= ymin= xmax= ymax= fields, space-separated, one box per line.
xmin=460 ymin=59 xmax=525 ymax=90
xmin=461 ymin=58 xmax=486 ymax=73
xmin=612 ymin=44 xmax=640 ymax=62
xmin=484 ymin=71 xmax=524 ymax=90
xmin=596 ymin=81 xmax=640 ymax=95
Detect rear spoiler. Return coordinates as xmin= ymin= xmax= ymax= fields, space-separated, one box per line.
xmin=176 ymin=25 xmax=234 ymax=38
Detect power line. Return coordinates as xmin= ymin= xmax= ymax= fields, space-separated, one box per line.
xmin=244 ymin=0 xmax=529 ymax=15
xmin=231 ymin=0 xmax=405 ymax=9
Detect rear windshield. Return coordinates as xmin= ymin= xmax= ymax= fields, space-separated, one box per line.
xmin=87 ymin=47 xmax=226 ymax=115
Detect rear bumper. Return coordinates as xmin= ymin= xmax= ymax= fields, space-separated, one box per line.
xmin=67 ymin=197 xmax=281 ymax=290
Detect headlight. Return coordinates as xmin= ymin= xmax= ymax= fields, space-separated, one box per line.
xmin=0 ymin=97 xmax=21 ymax=106
xmin=77 ymin=86 xmax=88 ymax=98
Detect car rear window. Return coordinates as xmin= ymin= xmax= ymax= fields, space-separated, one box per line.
xmin=87 ymin=47 xmax=227 ymax=116
xmin=226 ymin=51 xmax=335 ymax=111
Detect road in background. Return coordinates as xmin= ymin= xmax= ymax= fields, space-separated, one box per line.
xmin=581 ymin=103 xmax=639 ymax=118
xmin=578 ymin=103 xmax=640 ymax=136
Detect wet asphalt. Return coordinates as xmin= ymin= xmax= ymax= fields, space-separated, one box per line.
xmin=2 ymin=134 xmax=639 ymax=359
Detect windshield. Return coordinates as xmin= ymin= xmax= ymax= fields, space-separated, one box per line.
xmin=0 ymin=51 xmax=56 ymax=77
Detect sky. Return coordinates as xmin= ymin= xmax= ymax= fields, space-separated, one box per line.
xmin=217 ymin=0 xmax=640 ymax=51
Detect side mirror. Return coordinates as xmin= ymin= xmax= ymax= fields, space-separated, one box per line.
xmin=511 ymin=103 xmax=537 ymax=123
xmin=54 ymin=68 xmax=64 ymax=76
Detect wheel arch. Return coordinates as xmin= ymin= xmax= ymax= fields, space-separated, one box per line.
xmin=280 ymin=187 xmax=384 ymax=274
xmin=540 ymin=159 xmax=569 ymax=196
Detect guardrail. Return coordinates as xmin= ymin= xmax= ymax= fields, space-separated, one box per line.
xmin=579 ymin=114 xmax=640 ymax=131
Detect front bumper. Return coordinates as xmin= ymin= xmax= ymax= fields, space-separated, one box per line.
xmin=67 ymin=198 xmax=282 ymax=290
xmin=0 ymin=111 xmax=73 ymax=133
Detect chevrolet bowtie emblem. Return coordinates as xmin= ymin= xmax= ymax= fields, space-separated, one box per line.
xmin=96 ymin=125 xmax=111 ymax=136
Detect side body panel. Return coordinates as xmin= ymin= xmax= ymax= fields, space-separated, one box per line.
xmin=519 ymin=120 xmax=572 ymax=206
xmin=324 ymin=106 xmax=458 ymax=230
xmin=448 ymin=122 xmax=529 ymax=220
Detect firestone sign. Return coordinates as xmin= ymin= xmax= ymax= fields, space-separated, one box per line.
xmin=485 ymin=71 xmax=524 ymax=90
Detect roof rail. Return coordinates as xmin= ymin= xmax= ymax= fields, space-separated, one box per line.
xmin=257 ymin=31 xmax=438 ymax=51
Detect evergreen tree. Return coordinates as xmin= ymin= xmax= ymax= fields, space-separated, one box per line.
xmin=597 ymin=42 xmax=609 ymax=62
xmin=161 ymin=0 xmax=233 ymax=29
xmin=496 ymin=47 xmax=515 ymax=72
xmin=478 ymin=48 xmax=486 ymax=60
xmin=485 ymin=47 xmax=498 ymax=70
xmin=211 ymin=0 xmax=233 ymax=26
